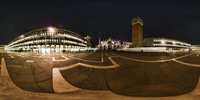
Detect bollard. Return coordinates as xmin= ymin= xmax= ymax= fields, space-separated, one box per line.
xmin=1 ymin=58 xmax=9 ymax=76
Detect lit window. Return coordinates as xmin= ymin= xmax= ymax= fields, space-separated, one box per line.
xmin=161 ymin=40 xmax=165 ymax=44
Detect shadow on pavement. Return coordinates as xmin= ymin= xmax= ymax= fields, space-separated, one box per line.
xmin=61 ymin=57 xmax=200 ymax=97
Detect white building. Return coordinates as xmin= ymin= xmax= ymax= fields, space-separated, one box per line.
xmin=99 ymin=37 xmax=132 ymax=50
xmin=5 ymin=27 xmax=91 ymax=53
xmin=119 ymin=38 xmax=193 ymax=52
xmin=0 ymin=45 xmax=5 ymax=51
xmin=144 ymin=38 xmax=191 ymax=50
xmin=122 ymin=42 xmax=132 ymax=48
xmin=190 ymin=45 xmax=200 ymax=51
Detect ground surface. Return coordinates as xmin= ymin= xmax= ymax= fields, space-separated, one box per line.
xmin=1 ymin=51 xmax=200 ymax=99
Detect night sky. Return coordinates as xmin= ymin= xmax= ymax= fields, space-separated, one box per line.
xmin=1 ymin=0 xmax=200 ymax=46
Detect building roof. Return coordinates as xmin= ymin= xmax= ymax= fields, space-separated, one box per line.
xmin=132 ymin=16 xmax=143 ymax=25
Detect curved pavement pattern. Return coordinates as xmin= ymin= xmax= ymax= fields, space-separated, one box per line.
xmin=59 ymin=51 xmax=200 ymax=97
xmin=1 ymin=51 xmax=200 ymax=97
xmin=2 ymin=52 xmax=54 ymax=93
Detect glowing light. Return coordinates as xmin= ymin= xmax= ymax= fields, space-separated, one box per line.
xmin=48 ymin=27 xmax=56 ymax=33
xmin=71 ymin=48 xmax=79 ymax=51
xmin=21 ymin=35 xmax=24 ymax=38
xmin=42 ymin=48 xmax=46 ymax=53
xmin=161 ymin=40 xmax=165 ymax=44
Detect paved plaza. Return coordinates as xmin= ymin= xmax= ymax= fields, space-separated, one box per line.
xmin=1 ymin=51 xmax=200 ymax=99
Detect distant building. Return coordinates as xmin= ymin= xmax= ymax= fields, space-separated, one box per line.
xmin=99 ymin=37 xmax=131 ymax=50
xmin=84 ymin=36 xmax=92 ymax=47
xmin=132 ymin=16 xmax=143 ymax=47
xmin=0 ymin=45 xmax=5 ymax=51
xmin=122 ymin=42 xmax=132 ymax=48
xmin=118 ymin=38 xmax=192 ymax=52
xmin=190 ymin=45 xmax=200 ymax=50
xmin=144 ymin=38 xmax=191 ymax=50
xmin=99 ymin=16 xmax=198 ymax=52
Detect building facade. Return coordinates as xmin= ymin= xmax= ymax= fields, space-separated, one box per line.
xmin=0 ymin=45 xmax=5 ymax=51
xmin=132 ymin=16 xmax=143 ymax=47
xmin=190 ymin=45 xmax=200 ymax=50
xmin=99 ymin=37 xmax=132 ymax=50
xmin=144 ymin=38 xmax=191 ymax=50
xmin=5 ymin=27 xmax=91 ymax=53
xmin=122 ymin=42 xmax=132 ymax=48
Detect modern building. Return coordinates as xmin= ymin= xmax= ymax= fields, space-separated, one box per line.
xmin=5 ymin=27 xmax=91 ymax=53
xmin=118 ymin=38 xmax=192 ymax=52
xmin=190 ymin=45 xmax=200 ymax=50
xmin=144 ymin=38 xmax=191 ymax=50
xmin=132 ymin=16 xmax=143 ymax=47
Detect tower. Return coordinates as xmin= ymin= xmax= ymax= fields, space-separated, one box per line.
xmin=132 ymin=16 xmax=143 ymax=47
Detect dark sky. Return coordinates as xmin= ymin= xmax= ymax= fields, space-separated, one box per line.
xmin=1 ymin=0 xmax=200 ymax=46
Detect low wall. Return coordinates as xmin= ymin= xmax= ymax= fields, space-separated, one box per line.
xmin=117 ymin=47 xmax=167 ymax=52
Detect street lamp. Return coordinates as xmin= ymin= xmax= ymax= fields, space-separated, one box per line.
xmin=48 ymin=27 xmax=56 ymax=33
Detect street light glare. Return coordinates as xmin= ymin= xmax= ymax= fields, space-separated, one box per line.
xmin=161 ymin=40 xmax=165 ymax=44
xmin=48 ymin=27 xmax=55 ymax=33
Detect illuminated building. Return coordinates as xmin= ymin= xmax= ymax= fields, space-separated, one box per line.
xmin=190 ymin=45 xmax=200 ymax=51
xmin=144 ymin=38 xmax=191 ymax=50
xmin=99 ymin=37 xmax=132 ymax=50
xmin=132 ymin=16 xmax=143 ymax=47
xmin=0 ymin=45 xmax=5 ymax=51
xmin=118 ymin=38 xmax=192 ymax=52
xmin=122 ymin=42 xmax=132 ymax=48
xmin=5 ymin=27 xmax=91 ymax=53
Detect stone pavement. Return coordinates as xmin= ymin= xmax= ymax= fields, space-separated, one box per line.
xmin=1 ymin=51 xmax=200 ymax=99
